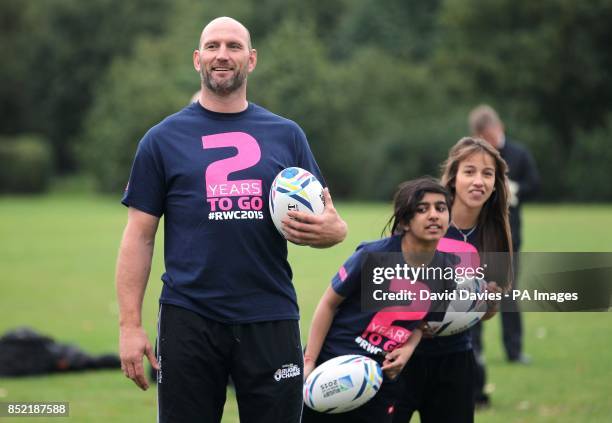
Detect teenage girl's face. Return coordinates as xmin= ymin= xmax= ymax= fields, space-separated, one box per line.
xmin=405 ymin=192 xmax=450 ymax=243
xmin=454 ymin=152 xmax=496 ymax=210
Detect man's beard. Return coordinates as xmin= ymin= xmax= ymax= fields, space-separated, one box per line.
xmin=200 ymin=63 xmax=247 ymax=96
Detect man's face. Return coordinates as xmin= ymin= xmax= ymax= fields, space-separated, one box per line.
xmin=406 ymin=193 xmax=450 ymax=243
xmin=194 ymin=20 xmax=257 ymax=96
xmin=479 ymin=122 xmax=504 ymax=149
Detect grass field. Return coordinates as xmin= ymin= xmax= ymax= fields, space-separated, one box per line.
xmin=1 ymin=193 xmax=611 ymax=422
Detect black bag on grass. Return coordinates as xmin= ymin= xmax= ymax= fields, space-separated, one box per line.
xmin=0 ymin=327 xmax=120 ymax=377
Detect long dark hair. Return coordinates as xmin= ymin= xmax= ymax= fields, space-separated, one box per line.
xmin=383 ymin=176 xmax=452 ymax=236
xmin=441 ymin=137 xmax=513 ymax=287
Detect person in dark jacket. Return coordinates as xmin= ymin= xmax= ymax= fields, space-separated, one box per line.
xmin=468 ymin=104 xmax=540 ymax=406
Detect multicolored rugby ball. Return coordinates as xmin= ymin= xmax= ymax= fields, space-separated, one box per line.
xmin=269 ymin=167 xmax=325 ymax=238
xmin=426 ymin=277 xmax=489 ymax=336
xmin=303 ymin=355 xmax=383 ymax=414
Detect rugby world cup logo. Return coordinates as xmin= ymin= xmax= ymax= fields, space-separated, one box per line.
xmin=271 ymin=167 xmax=318 ymax=213
xmin=338 ymin=375 xmax=353 ymax=391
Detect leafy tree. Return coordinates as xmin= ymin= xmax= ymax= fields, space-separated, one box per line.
xmin=567 ymin=114 xmax=612 ymax=201
xmin=253 ymin=23 xmax=467 ymax=199
xmin=332 ymin=0 xmax=443 ymax=61
xmin=0 ymin=0 xmax=169 ymax=172
xmin=436 ymin=0 xmax=612 ymax=197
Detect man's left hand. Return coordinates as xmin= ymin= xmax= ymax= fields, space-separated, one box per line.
xmin=281 ymin=188 xmax=347 ymax=248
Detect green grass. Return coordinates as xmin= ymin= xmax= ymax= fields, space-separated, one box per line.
xmin=1 ymin=195 xmax=611 ymax=422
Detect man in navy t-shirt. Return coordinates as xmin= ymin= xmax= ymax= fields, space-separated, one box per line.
xmin=116 ymin=17 xmax=347 ymax=423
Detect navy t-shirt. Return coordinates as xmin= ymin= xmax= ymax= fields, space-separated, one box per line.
xmin=415 ymin=225 xmax=481 ymax=355
xmin=319 ymin=235 xmax=456 ymax=365
xmin=122 ymin=102 xmax=323 ymax=323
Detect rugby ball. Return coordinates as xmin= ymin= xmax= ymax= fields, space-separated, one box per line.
xmin=269 ymin=167 xmax=325 ymax=237
xmin=426 ymin=277 xmax=488 ymax=336
xmin=303 ymin=355 xmax=383 ymax=414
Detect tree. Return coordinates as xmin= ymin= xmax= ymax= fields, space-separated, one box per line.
xmin=0 ymin=0 xmax=169 ymax=172
xmin=332 ymin=0 xmax=443 ymax=62
xmin=436 ymin=0 xmax=612 ymax=198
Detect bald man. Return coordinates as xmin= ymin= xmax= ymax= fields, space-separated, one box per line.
xmin=116 ymin=17 xmax=347 ymax=423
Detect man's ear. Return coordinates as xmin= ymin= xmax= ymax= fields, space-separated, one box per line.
xmin=193 ymin=50 xmax=201 ymax=72
xmin=248 ymin=48 xmax=257 ymax=73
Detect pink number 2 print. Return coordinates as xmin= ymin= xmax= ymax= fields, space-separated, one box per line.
xmin=202 ymin=132 xmax=263 ymax=198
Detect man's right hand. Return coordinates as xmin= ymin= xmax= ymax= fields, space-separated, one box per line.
xmin=119 ymin=326 xmax=159 ymax=390
xmin=303 ymin=360 xmax=316 ymax=381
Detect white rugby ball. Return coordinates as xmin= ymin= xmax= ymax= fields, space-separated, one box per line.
xmin=303 ymin=355 xmax=383 ymax=414
xmin=269 ymin=167 xmax=325 ymax=238
xmin=426 ymin=277 xmax=489 ymax=336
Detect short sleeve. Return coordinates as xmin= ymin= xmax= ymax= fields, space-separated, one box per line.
xmin=293 ymin=125 xmax=326 ymax=187
xmin=331 ymin=245 xmax=367 ymax=298
xmin=121 ymin=131 xmax=166 ymax=217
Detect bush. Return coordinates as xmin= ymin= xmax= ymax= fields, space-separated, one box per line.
xmin=0 ymin=135 xmax=53 ymax=194
xmin=566 ymin=114 xmax=612 ymax=201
